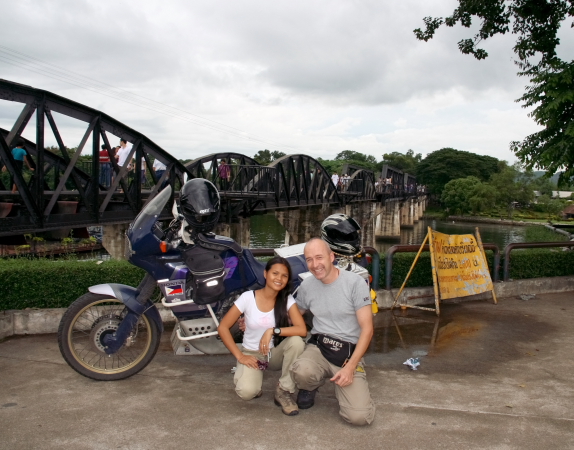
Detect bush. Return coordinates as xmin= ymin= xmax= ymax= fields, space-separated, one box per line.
xmin=0 ymin=259 xmax=145 ymax=310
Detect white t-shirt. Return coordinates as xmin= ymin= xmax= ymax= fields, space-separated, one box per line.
xmin=234 ymin=290 xmax=296 ymax=351
xmin=117 ymin=144 xmax=133 ymax=167
xmin=331 ymin=174 xmax=339 ymax=186
xmin=153 ymin=159 xmax=167 ymax=171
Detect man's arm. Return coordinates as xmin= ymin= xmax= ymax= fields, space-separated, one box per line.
xmin=330 ymin=305 xmax=373 ymax=387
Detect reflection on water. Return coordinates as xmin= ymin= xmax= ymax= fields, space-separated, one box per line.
xmin=374 ymin=219 xmax=531 ymax=254
xmin=367 ymin=309 xmax=443 ymax=354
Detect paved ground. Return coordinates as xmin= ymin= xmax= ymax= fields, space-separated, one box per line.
xmin=1 ymin=292 xmax=573 ymax=450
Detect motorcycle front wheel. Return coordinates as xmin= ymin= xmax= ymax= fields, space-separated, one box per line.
xmin=58 ymin=293 xmax=161 ymax=381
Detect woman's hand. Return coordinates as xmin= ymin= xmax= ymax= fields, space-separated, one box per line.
xmin=259 ymin=328 xmax=274 ymax=356
xmin=238 ymin=354 xmax=259 ymax=370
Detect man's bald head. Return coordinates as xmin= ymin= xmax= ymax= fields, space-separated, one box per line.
xmin=304 ymin=237 xmax=337 ymax=284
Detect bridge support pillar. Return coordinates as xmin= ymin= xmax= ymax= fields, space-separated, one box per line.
xmin=344 ymin=202 xmax=376 ymax=249
xmin=418 ymin=196 xmax=426 ymax=218
xmin=214 ymin=217 xmax=250 ymax=248
xmin=275 ymin=206 xmax=333 ymax=245
xmin=400 ymin=199 xmax=414 ymax=228
xmin=375 ymin=199 xmax=401 ymax=240
xmin=412 ymin=198 xmax=420 ymax=223
xmin=102 ymin=224 xmax=129 ymax=260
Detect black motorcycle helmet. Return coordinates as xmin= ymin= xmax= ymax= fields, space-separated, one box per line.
xmin=179 ymin=178 xmax=220 ymax=233
xmin=321 ymin=213 xmax=362 ymax=256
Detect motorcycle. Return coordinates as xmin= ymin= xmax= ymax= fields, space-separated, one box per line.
xmin=57 ymin=183 xmax=377 ymax=381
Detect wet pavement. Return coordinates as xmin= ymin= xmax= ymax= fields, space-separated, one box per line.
xmin=1 ymin=292 xmax=574 ymax=449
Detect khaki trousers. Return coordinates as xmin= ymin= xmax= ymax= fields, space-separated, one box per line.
xmin=290 ymin=344 xmax=375 ymax=426
xmin=234 ymin=336 xmax=305 ymax=401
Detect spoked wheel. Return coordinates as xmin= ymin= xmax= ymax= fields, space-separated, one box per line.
xmin=58 ymin=293 xmax=161 ymax=381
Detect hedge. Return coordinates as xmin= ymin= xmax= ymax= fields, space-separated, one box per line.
xmin=1 ymin=249 xmax=574 ymax=310
xmin=379 ymin=249 xmax=574 ymax=289
xmin=0 ymin=259 xmax=145 ymax=310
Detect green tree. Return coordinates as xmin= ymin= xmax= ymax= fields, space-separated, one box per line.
xmin=334 ymin=150 xmax=378 ymax=171
xmin=489 ymin=163 xmax=535 ymax=217
xmin=253 ymin=149 xmax=286 ymax=166
xmin=532 ymin=175 xmax=556 ymax=196
xmin=511 ymin=61 xmax=574 ymax=182
xmin=417 ymin=148 xmax=500 ymax=195
xmin=380 ymin=149 xmax=422 ymax=174
xmin=414 ymin=1 xmax=574 ymax=182
xmin=441 ymin=176 xmax=483 ymax=215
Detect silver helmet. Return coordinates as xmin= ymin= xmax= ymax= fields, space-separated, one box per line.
xmin=321 ymin=213 xmax=361 ymax=256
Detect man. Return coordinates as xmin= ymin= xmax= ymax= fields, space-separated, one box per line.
xmin=99 ymin=144 xmax=112 ymax=187
xmin=115 ymin=139 xmax=133 ymax=190
xmin=331 ymin=172 xmax=339 ymax=189
xmin=152 ymin=158 xmax=167 ymax=189
xmin=218 ymin=159 xmax=231 ymax=190
xmin=116 ymin=139 xmax=133 ymax=169
xmin=290 ymin=238 xmax=375 ymax=426
xmin=5 ymin=139 xmax=34 ymax=193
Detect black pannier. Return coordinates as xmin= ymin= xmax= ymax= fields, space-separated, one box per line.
xmin=184 ymin=246 xmax=226 ymax=305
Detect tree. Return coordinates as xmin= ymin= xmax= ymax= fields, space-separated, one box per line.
xmin=334 ymin=150 xmax=378 ymax=172
xmin=415 ymin=1 xmax=574 ymax=181
xmin=335 ymin=150 xmax=377 ymax=165
xmin=416 ymin=148 xmax=500 ymax=195
xmin=253 ymin=149 xmax=286 ymax=166
xmin=489 ymin=163 xmax=535 ymax=217
xmin=380 ymin=149 xmax=422 ymax=174
xmin=441 ymin=176 xmax=483 ymax=214
xmin=511 ymin=61 xmax=574 ymax=182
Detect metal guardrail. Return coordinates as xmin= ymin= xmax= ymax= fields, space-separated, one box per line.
xmin=385 ymin=243 xmax=500 ymax=290
xmin=502 ymin=241 xmax=574 ymax=282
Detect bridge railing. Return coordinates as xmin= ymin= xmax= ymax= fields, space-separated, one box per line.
xmin=216 ymin=165 xmax=277 ymax=196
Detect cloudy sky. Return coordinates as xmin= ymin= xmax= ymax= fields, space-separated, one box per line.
xmin=1 ymin=1 xmax=571 ymax=164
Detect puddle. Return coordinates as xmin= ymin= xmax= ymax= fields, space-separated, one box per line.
xmin=367 ymin=305 xmax=486 ymax=357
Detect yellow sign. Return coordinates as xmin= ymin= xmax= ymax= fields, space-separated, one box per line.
xmin=429 ymin=230 xmax=493 ymax=300
xmin=391 ymin=226 xmax=497 ymax=315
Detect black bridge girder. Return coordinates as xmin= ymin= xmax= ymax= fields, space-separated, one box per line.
xmin=0 ymin=79 xmax=417 ymax=237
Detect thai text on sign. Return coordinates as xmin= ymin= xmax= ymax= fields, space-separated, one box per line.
xmin=430 ymin=230 xmax=493 ymax=300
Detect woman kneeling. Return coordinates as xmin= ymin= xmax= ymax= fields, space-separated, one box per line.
xmin=218 ymin=256 xmax=306 ymax=416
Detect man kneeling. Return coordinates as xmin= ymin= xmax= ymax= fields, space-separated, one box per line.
xmin=290 ymin=238 xmax=375 ymax=426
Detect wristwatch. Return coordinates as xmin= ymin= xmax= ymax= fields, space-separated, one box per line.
xmin=273 ymin=327 xmax=281 ymax=336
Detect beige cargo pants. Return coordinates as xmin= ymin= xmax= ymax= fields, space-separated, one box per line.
xmin=234 ymin=336 xmax=305 ymax=400
xmin=290 ymin=344 xmax=375 ymax=426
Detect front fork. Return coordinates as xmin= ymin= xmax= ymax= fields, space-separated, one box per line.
xmin=89 ymin=274 xmax=162 ymax=355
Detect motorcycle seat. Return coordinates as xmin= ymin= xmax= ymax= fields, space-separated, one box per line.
xmin=241 ymin=249 xmax=267 ymax=288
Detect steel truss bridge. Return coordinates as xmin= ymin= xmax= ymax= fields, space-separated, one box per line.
xmin=0 ymin=79 xmax=412 ymax=237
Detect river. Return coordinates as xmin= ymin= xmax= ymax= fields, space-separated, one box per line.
xmin=248 ymin=213 xmax=567 ymax=254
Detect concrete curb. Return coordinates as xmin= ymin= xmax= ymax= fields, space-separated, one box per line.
xmin=1 ymin=276 xmax=573 ymax=340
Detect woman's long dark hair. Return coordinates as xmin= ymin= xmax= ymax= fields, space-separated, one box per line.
xmin=264 ymin=256 xmax=293 ymax=346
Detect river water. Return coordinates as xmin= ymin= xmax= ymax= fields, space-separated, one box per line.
xmin=249 ymin=213 xmax=565 ymax=254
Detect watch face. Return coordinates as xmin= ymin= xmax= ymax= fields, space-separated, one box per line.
xmin=274 ymin=327 xmax=281 ymax=335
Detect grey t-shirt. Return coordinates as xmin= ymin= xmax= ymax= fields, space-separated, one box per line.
xmin=296 ymin=269 xmax=371 ymax=344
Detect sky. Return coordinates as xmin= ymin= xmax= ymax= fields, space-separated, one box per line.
xmin=1 ymin=0 xmax=572 ymax=165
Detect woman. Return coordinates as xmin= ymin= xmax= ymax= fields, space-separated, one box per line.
xmin=218 ymin=256 xmax=306 ymax=416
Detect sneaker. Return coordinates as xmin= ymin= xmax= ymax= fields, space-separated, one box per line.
xmin=274 ymin=385 xmax=299 ymax=416
xmin=296 ymin=388 xmax=317 ymax=410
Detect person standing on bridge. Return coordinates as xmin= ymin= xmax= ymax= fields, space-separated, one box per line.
xmin=99 ymin=144 xmax=112 ymax=188
xmin=3 ymin=139 xmax=34 ymax=194
xmin=331 ymin=172 xmax=339 ymax=190
xmin=116 ymin=139 xmax=133 ymax=190
xmin=153 ymin=158 xmax=167 ymax=189
xmin=218 ymin=159 xmax=231 ymax=191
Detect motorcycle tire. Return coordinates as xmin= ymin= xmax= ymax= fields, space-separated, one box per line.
xmin=58 ymin=293 xmax=161 ymax=381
